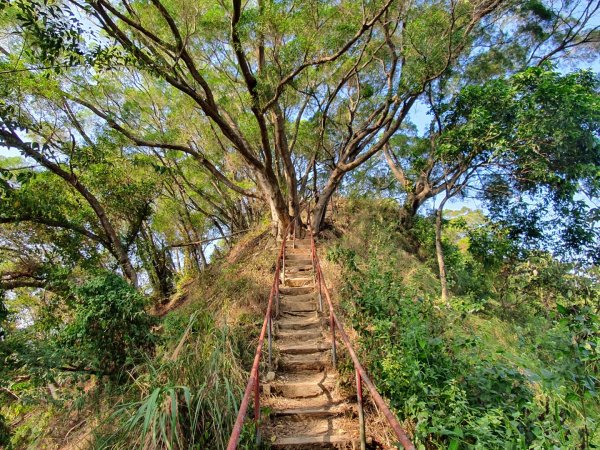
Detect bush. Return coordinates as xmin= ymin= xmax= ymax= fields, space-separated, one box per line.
xmin=92 ymin=311 xmax=250 ymax=450
xmin=339 ymin=256 xmax=579 ymax=447
xmin=329 ymin=201 xmax=598 ymax=448
xmin=57 ymin=272 xmax=156 ymax=378
xmin=0 ymin=413 xmax=10 ymax=448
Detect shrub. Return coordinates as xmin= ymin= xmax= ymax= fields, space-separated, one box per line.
xmin=92 ymin=311 xmax=250 ymax=450
xmin=0 ymin=413 xmax=10 ymax=448
xmin=57 ymin=272 xmax=156 ymax=378
xmin=329 ymin=201 xmax=598 ymax=448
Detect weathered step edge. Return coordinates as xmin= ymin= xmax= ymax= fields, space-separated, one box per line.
xmin=271 ymin=434 xmax=360 ymax=449
xmin=278 ymin=342 xmax=330 ymax=354
xmin=272 ymin=404 xmax=356 ymax=418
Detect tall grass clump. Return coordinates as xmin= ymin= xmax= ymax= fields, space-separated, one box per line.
xmin=93 ymin=311 xmax=250 ymax=449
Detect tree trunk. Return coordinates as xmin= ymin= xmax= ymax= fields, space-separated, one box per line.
xmin=255 ymin=168 xmax=291 ymax=238
xmin=180 ymin=221 xmax=201 ymax=274
xmin=140 ymin=226 xmax=175 ymax=299
xmin=10 ymin=136 xmax=139 ymax=287
xmin=199 ymin=244 xmax=208 ymax=267
xmin=435 ymin=197 xmax=450 ymax=305
xmin=271 ymin=105 xmax=299 ymax=220
xmin=311 ymin=168 xmax=344 ymax=234
xmin=399 ymin=193 xmax=422 ymax=230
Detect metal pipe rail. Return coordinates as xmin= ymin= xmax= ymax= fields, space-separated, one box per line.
xmin=226 ymin=214 xmax=300 ymax=450
xmin=307 ymin=216 xmax=416 ymax=450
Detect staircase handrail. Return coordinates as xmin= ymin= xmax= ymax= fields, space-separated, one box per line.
xmin=226 ymin=210 xmax=303 ymax=450
xmin=307 ymin=211 xmax=416 ymax=450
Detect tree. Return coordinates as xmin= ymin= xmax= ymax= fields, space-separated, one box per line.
xmin=5 ymin=0 xmax=553 ymax=234
xmin=1 ymin=0 xmax=598 ymax=245
xmin=384 ymin=67 xmax=599 ymax=251
xmin=0 ymin=69 xmax=169 ymax=286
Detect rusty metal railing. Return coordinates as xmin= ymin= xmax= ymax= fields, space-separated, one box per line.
xmin=226 ymin=213 xmax=300 ymax=449
xmin=307 ymin=211 xmax=416 ymax=450
xmin=227 ymin=205 xmax=415 ymax=450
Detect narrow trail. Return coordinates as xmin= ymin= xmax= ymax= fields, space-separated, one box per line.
xmin=261 ymin=237 xmax=360 ymax=448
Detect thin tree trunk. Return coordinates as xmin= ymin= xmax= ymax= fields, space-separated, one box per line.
xmin=272 ymin=105 xmax=299 ymax=219
xmin=4 ymin=132 xmax=139 ymax=287
xmin=199 ymin=244 xmax=208 ymax=267
xmin=140 ymin=225 xmax=174 ymax=299
xmin=435 ymin=196 xmax=450 ymax=305
xmin=179 ymin=221 xmax=201 ymax=274
xmin=311 ymin=168 xmax=344 ymax=234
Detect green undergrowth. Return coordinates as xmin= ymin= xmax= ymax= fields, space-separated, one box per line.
xmin=89 ymin=227 xmax=276 ymax=449
xmin=325 ymin=198 xmax=599 ymax=449
xmin=1 ymin=226 xmax=275 ymax=450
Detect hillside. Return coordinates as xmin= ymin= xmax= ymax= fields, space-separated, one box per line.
xmin=2 ymin=199 xmax=598 ymax=449
xmin=321 ymin=199 xmax=600 ymax=448
xmin=1 ymin=226 xmax=274 ymax=449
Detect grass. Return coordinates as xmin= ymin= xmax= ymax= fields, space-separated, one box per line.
xmin=87 ymin=227 xmax=277 ymax=450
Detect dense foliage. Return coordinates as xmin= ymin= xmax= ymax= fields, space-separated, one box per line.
xmin=57 ymin=273 xmax=156 ymax=377
xmin=328 ymin=199 xmax=599 ymax=448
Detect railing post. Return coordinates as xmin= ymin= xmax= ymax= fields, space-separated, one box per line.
xmin=330 ymin=309 xmax=336 ymax=369
xmin=292 ymin=218 xmax=296 ymax=249
xmin=317 ymin=269 xmax=323 ymax=313
xmin=267 ymin=315 xmax=272 ymax=371
xmin=356 ymin=369 xmax=366 ymax=450
xmin=282 ymin=253 xmax=286 ymax=287
xmin=311 ymin=245 xmax=319 ymax=311
xmin=254 ymin=377 xmax=261 ymax=445
xmin=275 ymin=274 xmax=280 ymax=319
xmin=312 ymin=249 xmax=316 ymax=284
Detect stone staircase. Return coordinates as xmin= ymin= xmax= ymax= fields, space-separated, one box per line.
xmin=261 ymin=238 xmax=360 ymax=448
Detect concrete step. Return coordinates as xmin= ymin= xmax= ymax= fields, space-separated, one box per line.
xmin=263 ymin=395 xmax=355 ymax=411
xmin=285 ymin=253 xmax=312 ymax=261
xmin=268 ymin=371 xmax=337 ymax=399
xmin=285 ymin=249 xmax=311 ymax=256
xmin=292 ymin=244 xmax=312 ymax=250
xmin=277 ymin=316 xmax=321 ymax=331
xmin=280 ymin=286 xmax=314 ymax=296
xmin=279 ymin=352 xmax=331 ymax=371
xmin=284 ymin=271 xmax=313 ymax=279
xmin=278 ymin=341 xmax=330 ymax=355
xmin=286 ymin=239 xmax=311 ymax=248
xmin=286 ymin=265 xmax=313 ymax=273
xmin=279 ymin=309 xmax=318 ymax=319
xmin=272 ymin=404 xmax=355 ymax=419
xmin=277 ymin=329 xmax=323 ymax=340
xmin=280 ymin=292 xmax=316 ymax=303
xmin=285 ymin=272 xmax=314 ymax=282
xmin=285 ymin=276 xmax=313 ymax=287
xmin=268 ymin=416 xmax=359 ymax=449
xmin=280 ymin=300 xmax=316 ymax=313
xmin=271 ymin=434 xmax=359 ymax=449
xmin=285 ymin=260 xmax=313 ymax=269
xmin=286 ymin=244 xmax=311 ymax=251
